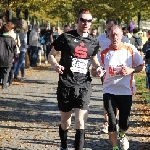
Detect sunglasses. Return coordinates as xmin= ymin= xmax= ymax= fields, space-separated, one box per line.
xmin=79 ymin=18 xmax=92 ymax=23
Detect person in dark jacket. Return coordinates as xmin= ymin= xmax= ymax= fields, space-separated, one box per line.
xmin=144 ymin=38 xmax=150 ymax=89
xmin=0 ymin=23 xmax=17 ymax=89
xmin=130 ymin=28 xmax=142 ymax=51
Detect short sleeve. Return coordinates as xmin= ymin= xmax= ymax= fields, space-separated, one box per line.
xmin=97 ymin=34 xmax=103 ymax=47
xmin=53 ymin=33 xmax=65 ymax=51
xmin=133 ymin=46 xmax=144 ymax=67
xmin=91 ymin=39 xmax=99 ymax=56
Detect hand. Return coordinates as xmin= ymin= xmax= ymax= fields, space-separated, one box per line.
xmin=91 ymin=66 xmax=105 ymax=77
xmin=96 ymin=67 xmax=106 ymax=77
xmin=54 ymin=65 xmax=64 ymax=74
xmin=121 ymin=66 xmax=134 ymax=76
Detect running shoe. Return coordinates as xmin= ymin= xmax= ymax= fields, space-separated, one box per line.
xmin=116 ymin=124 xmax=119 ymax=132
xmin=113 ymin=147 xmax=119 ymax=150
xmin=119 ymin=135 xmax=129 ymax=150
xmin=45 ymin=60 xmax=48 ymax=64
xmin=101 ymin=122 xmax=108 ymax=133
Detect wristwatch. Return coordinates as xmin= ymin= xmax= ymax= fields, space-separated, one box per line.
xmin=132 ymin=68 xmax=136 ymax=73
xmin=96 ymin=66 xmax=105 ymax=70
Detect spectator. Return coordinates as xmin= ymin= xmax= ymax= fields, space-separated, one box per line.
xmin=0 ymin=23 xmax=17 ymax=89
xmin=41 ymin=25 xmax=53 ymax=64
xmin=72 ymin=24 xmax=77 ymax=30
xmin=37 ymin=28 xmax=42 ymax=65
xmin=29 ymin=24 xmax=39 ymax=68
xmin=145 ymin=38 xmax=150 ymax=89
xmin=55 ymin=27 xmax=62 ymax=39
xmin=122 ymin=27 xmax=129 ymax=43
xmin=128 ymin=21 xmax=134 ymax=33
xmin=122 ymin=27 xmax=128 ymax=37
xmin=51 ymin=26 xmax=57 ymax=41
xmin=64 ymin=25 xmax=70 ymax=32
xmin=90 ymin=28 xmax=98 ymax=38
xmin=27 ymin=24 xmax=32 ymax=62
xmin=127 ymin=30 xmax=133 ymax=40
xmin=14 ymin=26 xmax=28 ymax=79
xmin=8 ymin=22 xmax=20 ymax=85
xmin=142 ymin=31 xmax=148 ymax=45
xmin=147 ymin=30 xmax=150 ymax=39
xmin=130 ymin=28 xmax=142 ymax=51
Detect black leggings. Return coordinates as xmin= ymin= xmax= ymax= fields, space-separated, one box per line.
xmin=103 ymin=93 xmax=132 ymax=132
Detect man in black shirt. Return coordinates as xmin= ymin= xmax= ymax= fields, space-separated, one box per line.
xmin=27 ymin=25 xmax=32 ymax=61
xmin=49 ymin=9 xmax=103 ymax=150
xmin=41 ymin=25 xmax=53 ymax=63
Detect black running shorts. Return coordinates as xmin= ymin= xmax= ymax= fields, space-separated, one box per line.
xmin=103 ymin=93 xmax=132 ymax=132
xmin=57 ymin=84 xmax=92 ymax=112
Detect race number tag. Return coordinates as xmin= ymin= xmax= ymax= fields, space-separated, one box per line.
xmin=70 ymin=58 xmax=88 ymax=74
xmin=109 ymin=66 xmax=122 ymax=77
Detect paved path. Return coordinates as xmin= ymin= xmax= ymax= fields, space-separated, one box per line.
xmin=0 ymin=65 xmax=150 ymax=150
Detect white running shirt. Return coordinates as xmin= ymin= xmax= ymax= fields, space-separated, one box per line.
xmin=97 ymin=33 xmax=129 ymax=61
xmin=99 ymin=43 xmax=143 ymax=95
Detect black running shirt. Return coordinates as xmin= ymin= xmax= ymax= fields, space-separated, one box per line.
xmin=53 ymin=30 xmax=99 ymax=87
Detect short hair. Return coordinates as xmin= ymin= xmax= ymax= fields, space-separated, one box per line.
xmin=33 ymin=24 xmax=38 ymax=30
xmin=2 ymin=23 xmax=12 ymax=33
xmin=110 ymin=25 xmax=122 ymax=33
xmin=64 ymin=25 xmax=70 ymax=28
xmin=133 ymin=28 xmax=138 ymax=34
xmin=148 ymin=30 xmax=150 ymax=34
xmin=7 ymin=22 xmax=16 ymax=30
xmin=91 ymin=28 xmax=97 ymax=31
xmin=106 ymin=19 xmax=116 ymax=25
xmin=28 ymin=24 xmax=32 ymax=30
xmin=77 ymin=8 xmax=92 ymax=19
xmin=122 ymin=27 xmax=127 ymax=30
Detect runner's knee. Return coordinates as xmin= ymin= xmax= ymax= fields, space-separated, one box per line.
xmin=75 ymin=109 xmax=88 ymax=129
xmin=61 ymin=119 xmax=71 ymax=130
xmin=108 ymin=121 xmax=117 ymax=132
xmin=75 ymin=118 xmax=85 ymax=129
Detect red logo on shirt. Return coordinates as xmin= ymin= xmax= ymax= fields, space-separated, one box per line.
xmin=109 ymin=66 xmax=122 ymax=76
xmin=74 ymin=42 xmax=88 ymax=58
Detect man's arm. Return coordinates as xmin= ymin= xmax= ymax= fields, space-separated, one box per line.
xmin=90 ymin=55 xmax=101 ymax=68
xmin=121 ymin=65 xmax=143 ymax=76
xmin=90 ymin=55 xmax=105 ymax=77
xmin=48 ymin=48 xmax=59 ymax=67
xmin=48 ymin=48 xmax=64 ymax=74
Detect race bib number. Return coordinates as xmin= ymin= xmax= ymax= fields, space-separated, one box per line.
xmin=109 ymin=66 xmax=122 ymax=77
xmin=70 ymin=58 xmax=88 ymax=74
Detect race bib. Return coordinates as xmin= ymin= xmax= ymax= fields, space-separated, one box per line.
xmin=109 ymin=66 xmax=122 ymax=77
xmin=70 ymin=58 xmax=88 ymax=74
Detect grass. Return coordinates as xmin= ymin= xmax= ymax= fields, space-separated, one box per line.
xmin=134 ymin=71 xmax=150 ymax=102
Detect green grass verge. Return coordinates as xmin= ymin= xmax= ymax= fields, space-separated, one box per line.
xmin=134 ymin=72 xmax=150 ymax=102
